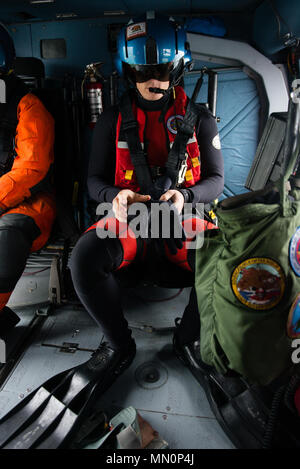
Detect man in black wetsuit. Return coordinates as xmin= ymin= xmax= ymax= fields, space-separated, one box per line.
xmin=70 ymin=14 xmax=224 ymax=384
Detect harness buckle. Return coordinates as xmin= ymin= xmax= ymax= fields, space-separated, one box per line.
xmin=150 ymin=166 xmax=165 ymax=180
xmin=176 ymin=154 xmax=188 ymax=186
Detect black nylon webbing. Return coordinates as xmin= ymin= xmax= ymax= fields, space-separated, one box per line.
xmin=165 ymin=99 xmax=199 ymax=187
xmin=120 ymin=93 xmax=154 ymax=194
xmin=119 ymin=92 xmax=200 ymax=192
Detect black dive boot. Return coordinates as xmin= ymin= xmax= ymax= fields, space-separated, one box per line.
xmin=85 ymin=339 xmax=136 ymax=392
xmin=0 ymin=306 xmax=20 ymax=336
xmin=172 ymin=318 xmax=212 ymax=385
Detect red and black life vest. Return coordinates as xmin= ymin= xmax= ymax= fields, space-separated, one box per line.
xmin=115 ymin=86 xmax=201 ymax=192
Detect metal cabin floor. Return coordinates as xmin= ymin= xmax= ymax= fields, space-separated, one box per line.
xmin=0 ymin=281 xmax=234 ymax=449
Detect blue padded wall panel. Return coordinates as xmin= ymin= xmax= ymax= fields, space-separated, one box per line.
xmin=10 ymin=18 xmax=119 ymax=78
xmin=31 ymin=19 xmax=112 ymax=78
xmin=185 ymin=70 xmax=260 ymax=198
xmin=9 ymin=24 xmax=32 ymax=58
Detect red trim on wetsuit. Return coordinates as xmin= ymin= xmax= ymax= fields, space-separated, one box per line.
xmin=85 ymin=218 xmax=138 ymax=270
xmin=85 ymin=216 xmax=217 ymax=272
xmin=0 ymin=292 xmax=12 ymax=311
xmin=295 ymin=386 xmax=300 ymax=416
xmin=164 ymin=217 xmax=218 ymax=271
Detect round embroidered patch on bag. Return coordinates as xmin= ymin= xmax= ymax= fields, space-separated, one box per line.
xmin=287 ymin=294 xmax=300 ymax=338
xmin=231 ymin=258 xmax=285 ymax=310
xmin=289 ymin=226 xmax=300 ymax=277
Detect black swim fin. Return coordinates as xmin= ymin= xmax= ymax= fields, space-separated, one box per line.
xmin=176 ymin=343 xmax=300 ymax=448
xmin=201 ymin=368 xmax=300 ymax=449
xmin=0 ymin=368 xmax=75 ymax=448
xmin=35 ymin=381 xmax=105 ymax=449
xmin=3 ymin=372 xmax=98 ymax=449
xmin=173 ymin=332 xmax=300 ymax=449
xmin=0 ymin=343 xmax=135 ymax=449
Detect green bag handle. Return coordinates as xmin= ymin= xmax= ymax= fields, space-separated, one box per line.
xmin=277 ymin=97 xmax=300 ymax=217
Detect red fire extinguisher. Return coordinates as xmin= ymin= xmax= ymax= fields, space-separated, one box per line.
xmin=82 ymin=62 xmax=104 ymax=129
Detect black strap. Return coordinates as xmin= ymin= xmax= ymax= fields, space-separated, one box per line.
xmin=119 ymin=92 xmax=154 ymax=194
xmin=165 ymin=98 xmax=199 ymax=188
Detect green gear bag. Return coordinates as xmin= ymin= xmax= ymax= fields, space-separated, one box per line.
xmin=195 ymin=111 xmax=300 ymax=385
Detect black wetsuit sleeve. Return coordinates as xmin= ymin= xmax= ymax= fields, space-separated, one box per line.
xmin=186 ymin=109 xmax=224 ymax=205
xmin=87 ymin=106 xmax=120 ymax=204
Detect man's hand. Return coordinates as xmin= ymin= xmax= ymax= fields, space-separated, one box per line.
xmin=112 ymin=189 xmax=151 ymax=222
xmin=159 ymin=189 xmax=185 ymax=214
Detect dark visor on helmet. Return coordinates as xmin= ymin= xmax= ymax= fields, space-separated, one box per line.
xmin=124 ymin=62 xmax=174 ymax=83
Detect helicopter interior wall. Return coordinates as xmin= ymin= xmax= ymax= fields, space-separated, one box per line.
xmin=0 ymin=0 xmax=261 ymax=27
xmin=185 ymin=70 xmax=260 ymax=198
xmin=253 ymin=0 xmax=300 ymax=56
xmin=6 ymin=13 xmax=256 ymax=78
xmin=8 ymin=19 xmax=115 ymax=79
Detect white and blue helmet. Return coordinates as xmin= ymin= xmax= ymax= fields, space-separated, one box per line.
xmin=115 ymin=14 xmax=192 ymax=87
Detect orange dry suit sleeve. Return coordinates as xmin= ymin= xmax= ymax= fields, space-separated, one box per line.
xmin=0 ymin=93 xmax=54 ymax=212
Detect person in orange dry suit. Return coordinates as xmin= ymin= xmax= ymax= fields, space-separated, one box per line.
xmin=0 ymin=24 xmax=56 ymax=334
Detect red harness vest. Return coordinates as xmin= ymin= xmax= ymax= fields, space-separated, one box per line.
xmin=115 ymin=86 xmax=201 ymax=192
